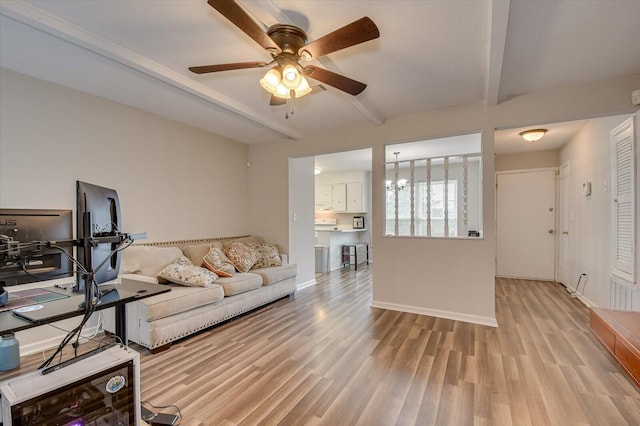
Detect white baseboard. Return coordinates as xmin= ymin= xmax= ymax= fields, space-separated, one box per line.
xmin=562 ymin=284 xmax=596 ymax=308
xmin=297 ymin=279 xmax=316 ymax=291
xmin=18 ymin=324 xmax=102 ymax=357
xmin=370 ymin=300 xmax=498 ymax=327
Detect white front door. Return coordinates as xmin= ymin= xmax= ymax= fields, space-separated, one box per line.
xmin=496 ymin=169 xmax=557 ymax=280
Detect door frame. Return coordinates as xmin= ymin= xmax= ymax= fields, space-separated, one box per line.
xmin=557 ymin=161 xmax=570 ymax=284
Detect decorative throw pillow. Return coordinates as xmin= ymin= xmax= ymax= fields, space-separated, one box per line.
xmin=157 ymin=255 xmax=218 ymax=287
xmin=247 ymin=242 xmax=282 ymax=269
xmin=203 ymin=246 xmax=236 ymax=277
xmin=224 ymin=241 xmax=259 ymax=273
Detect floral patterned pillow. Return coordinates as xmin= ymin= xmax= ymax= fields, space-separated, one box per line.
xmin=224 ymin=241 xmax=259 ymax=273
xmin=203 ymin=246 xmax=236 ymax=277
xmin=158 ymin=255 xmax=218 ymax=287
xmin=247 ymin=242 xmax=282 ymax=269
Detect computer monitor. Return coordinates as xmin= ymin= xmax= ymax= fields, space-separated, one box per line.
xmin=0 ymin=209 xmax=73 ymax=286
xmin=75 ymin=181 xmax=122 ymax=292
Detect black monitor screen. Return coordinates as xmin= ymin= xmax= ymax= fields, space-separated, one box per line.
xmin=76 ymin=181 xmax=122 ymax=291
xmin=0 ymin=209 xmax=73 ymax=286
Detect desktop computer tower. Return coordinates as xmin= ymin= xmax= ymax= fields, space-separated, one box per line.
xmin=0 ymin=345 xmax=141 ymax=425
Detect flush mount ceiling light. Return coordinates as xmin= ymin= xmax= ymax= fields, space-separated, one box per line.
xmin=519 ymin=128 xmax=548 ymax=142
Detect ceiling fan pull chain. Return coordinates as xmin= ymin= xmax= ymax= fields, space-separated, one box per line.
xmin=285 ymin=90 xmax=296 ymax=119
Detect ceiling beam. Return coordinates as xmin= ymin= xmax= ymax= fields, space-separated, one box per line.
xmin=254 ymin=0 xmax=385 ymax=125
xmin=484 ymin=0 xmax=511 ymax=106
xmin=0 ymin=0 xmax=304 ymax=140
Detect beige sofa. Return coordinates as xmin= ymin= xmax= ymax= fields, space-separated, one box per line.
xmin=103 ymin=236 xmax=297 ymax=352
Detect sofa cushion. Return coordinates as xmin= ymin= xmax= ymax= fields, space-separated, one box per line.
xmin=182 ymin=243 xmax=212 ymax=267
xmin=252 ymin=263 xmax=297 ymax=285
xmin=224 ymin=241 xmax=259 ymax=273
xmin=248 ymin=242 xmax=283 ymax=269
xmin=158 ymin=256 xmax=218 ymax=287
xmin=121 ymin=246 xmax=183 ymax=277
xmin=215 ymin=273 xmax=262 ymax=296
xmin=138 ymin=284 xmax=225 ymax=321
xmin=203 ymin=246 xmax=236 ymax=277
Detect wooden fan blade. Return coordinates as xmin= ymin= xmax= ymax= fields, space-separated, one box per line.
xmin=189 ymin=61 xmax=268 ymax=74
xmin=304 ymin=66 xmax=367 ymax=96
xmin=269 ymin=95 xmax=287 ymax=106
xmin=299 ymin=17 xmax=379 ymax=59
xmin=208 ymin=0 xmax=280 ymax=53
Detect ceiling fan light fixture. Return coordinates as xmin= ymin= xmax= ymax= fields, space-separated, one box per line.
xmin=264 ymin=68 xmax=312 ymax=99
xmin=259 ymin=68 xmax=281 ymax=94
xmin=519 ymin=128 xmax=547 ymax=142
xmin=294 ymin=77 xmax=312 ymax=97
xmin=274 ymin=83 xmax=290 ymax=98
xmin=282 ymin=64 xmax=302 ymax=89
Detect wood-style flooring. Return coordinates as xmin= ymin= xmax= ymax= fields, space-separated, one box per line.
xmin=5 ymin=268 xmax=640 ymax=425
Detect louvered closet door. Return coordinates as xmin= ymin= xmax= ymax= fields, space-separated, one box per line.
xmin=611 ymin=117 xmax=636 ymax=282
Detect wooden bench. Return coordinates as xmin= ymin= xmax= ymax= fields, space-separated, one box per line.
xmin=589 ymin=307 xmax=640 ymax=387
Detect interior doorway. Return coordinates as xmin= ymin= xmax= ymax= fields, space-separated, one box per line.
xmin=314 ymin=148 xmax=373 ymax=275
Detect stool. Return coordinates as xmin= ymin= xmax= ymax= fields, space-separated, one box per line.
xmin=342 ymin=243 xmax=369 ymax=270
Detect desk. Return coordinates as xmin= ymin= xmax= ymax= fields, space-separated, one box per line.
xmin=0 ymin=278 xmax=170 ymax=345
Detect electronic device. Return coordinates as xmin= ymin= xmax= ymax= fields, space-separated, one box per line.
xmin=353 ymin=216 xmax=365 ymax=229
xmin=151 ymin=412 xmax=179 ymax=425
xmin=141 ymin=405 xmax=155 ymax=422
xmin=0 ymin=209 xmax=73 ymax=286
xmin=75 ymin=180 xmax=123 ymax=292
xmin=140 ymin=405 xmax=179 ymax=425
xmin=0 ymin=345 xmax=141 ymax=425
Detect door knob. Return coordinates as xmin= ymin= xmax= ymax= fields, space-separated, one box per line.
xmin=548 ymin=229 xmax=555 ymax=234
xmin=562 ymin=231 xmax=569 ymax=235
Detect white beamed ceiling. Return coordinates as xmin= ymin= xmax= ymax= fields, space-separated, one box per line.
xmin=1 ymin=0 xmax=639 ymax=148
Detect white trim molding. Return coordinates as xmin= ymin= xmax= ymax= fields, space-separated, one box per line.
xmin=370 ymin=300 xmax=498 ymax=328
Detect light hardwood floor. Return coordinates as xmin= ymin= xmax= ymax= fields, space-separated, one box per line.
xmin=5 ymin=268 xmax=640 ymax=425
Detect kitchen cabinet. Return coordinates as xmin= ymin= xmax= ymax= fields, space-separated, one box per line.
xmin=315 ymin=181 xmax=367 ymax=212
xmin=346 ymin=182 xmax=363 ymax=212
xmin=315 ymin=184 xmax=333 ymax=210
xmin=315 ymin=170 xmax=369 ymax=212
xmin=331 ymin=183 xmax=346 ymax=211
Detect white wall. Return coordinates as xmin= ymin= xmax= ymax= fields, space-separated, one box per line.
xmin=0 ymin=68 xmax=250 ymax=241
xmin=559 ymin=113 xmax=638 ymax=308
xmin=249 ymin=74 xmax=640 ymax=327
xmin=495 ymin=149 xmax=559 ymax=172
xmin=289 ymin=157 xmax=315 ymax=288
xmin=0 ymin=68 xmax=251 ymax=353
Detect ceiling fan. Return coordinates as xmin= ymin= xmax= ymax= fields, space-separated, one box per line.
xmin=189 ymin=0 xmax=380 ymax=112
